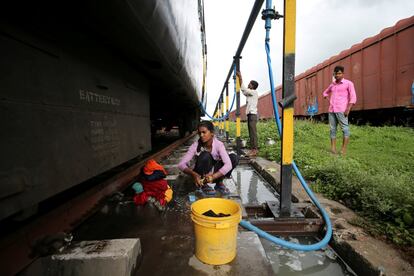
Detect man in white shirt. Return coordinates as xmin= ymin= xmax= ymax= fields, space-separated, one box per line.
xmin=236 ymin=71 xmax=259 ymax=156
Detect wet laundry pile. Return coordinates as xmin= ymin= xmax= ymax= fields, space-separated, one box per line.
xmin=202 ymin=210 xmax=230 ymax=217
xmin=132 ymin=159 xmax=173 ymax=211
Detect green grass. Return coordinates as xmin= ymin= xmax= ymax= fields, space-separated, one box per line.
xmin=228 ymin=119 xmax=414 ymax=246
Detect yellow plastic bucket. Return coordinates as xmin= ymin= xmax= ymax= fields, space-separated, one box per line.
xmin=191 ymin=198 xmax=241 ymax=265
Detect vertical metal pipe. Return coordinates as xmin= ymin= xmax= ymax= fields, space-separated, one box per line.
xmin=220 ymin=93 xmax=224 ymax=134
xmin=218 ymin=96 xmax=222 ymax=133
xmin=280 ymin=0 xmax=296 ymax=217
xmin=225 ymin=82 xmax=229 ymax=142
xmin=213 ymin=105 xmax=218 ymax=128
xmin=234 ymin=57 xmax=242 ymax=155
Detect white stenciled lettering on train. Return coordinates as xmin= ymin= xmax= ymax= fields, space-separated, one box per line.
xmin=79 ymin=89 xmax=121 ymax=106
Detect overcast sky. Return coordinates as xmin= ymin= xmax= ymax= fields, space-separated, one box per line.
xmin=202 ymin=0 xmax=414 ymax=117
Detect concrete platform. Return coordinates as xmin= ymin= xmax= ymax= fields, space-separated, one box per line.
xmin=73 ymin=197 xmax=273 ymax=275
xmin=70 ymin=138 xmax=357 ymax=275
xmin=20 ymin=239 xmax=141 ymax=276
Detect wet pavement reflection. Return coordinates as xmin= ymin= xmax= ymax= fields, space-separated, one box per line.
xmin=261 ymin=236 xmax=355 ymax=275
xmin=226 ymin=165 xmax=280 ymax=204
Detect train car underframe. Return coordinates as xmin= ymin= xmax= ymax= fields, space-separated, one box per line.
xmin=0 ymin=1 xmax=203 ymax=222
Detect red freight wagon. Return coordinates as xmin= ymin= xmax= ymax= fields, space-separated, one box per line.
xmin=230 ymin=16 xmax=414 ymax=122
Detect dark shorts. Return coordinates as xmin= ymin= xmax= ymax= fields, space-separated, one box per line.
xmin=193 ymin=151 xmax=239 ymax=182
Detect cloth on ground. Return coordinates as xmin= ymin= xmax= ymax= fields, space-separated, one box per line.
xmin=202 ymin=210 xmax=230 ymax=217
xmin=133 ymin=179 xmax=169 ymax=206
xmin=143 ymin=159 xmax=167 ymax=176
xmin=133 ymin=160 xmax=172 ymax=206
xmin=165 ymin=186 xmax=173 ymax=203
xmin=132 ymin=182 xmax=144 ymax=194
xmin=141 ymin=170 xmax=166 ymax=181
xmin=133 ymin=192 xmax=148 ymax=205
xmin=134 ymin=192 xmax=167 ymax=206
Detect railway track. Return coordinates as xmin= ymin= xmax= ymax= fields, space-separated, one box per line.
xmin=0 ymin=132 xmax=196 ymax=276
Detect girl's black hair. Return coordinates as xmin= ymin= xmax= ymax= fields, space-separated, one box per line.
xmin=198 ymin=120 xmax=214 ymax=132
xmin=197 ymin=120 xmax=214 ymax=153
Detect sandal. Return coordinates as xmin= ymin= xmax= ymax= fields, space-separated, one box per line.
xmin=201 ymin=184 xmax=216 ymax=195
xmin=214 ymin=183 xmax=230 ymax=195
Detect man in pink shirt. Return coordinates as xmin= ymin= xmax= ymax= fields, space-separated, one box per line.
xmin=323 ymin=66 xmax=357 ymax=155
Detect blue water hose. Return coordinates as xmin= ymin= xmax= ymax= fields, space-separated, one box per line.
xmin=239 ymin=0 xmax=332 ymax=251
xmin=199 ymin=65 xmax=237 ymax=121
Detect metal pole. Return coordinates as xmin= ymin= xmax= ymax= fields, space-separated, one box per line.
xmin=213 ymin=105 xmax=218 ymax=128
xmin=220 ymin=93 xmax=224 ymax=135
xmin=218 ymin=96 xmax=222 ymax=134
xmin=225 ymin=82 xmax=229 ymax=142
xmin=235 ymin=57 xmax=242 ymax=155
xmin=280 ymin=0 xmax=296 ymax=217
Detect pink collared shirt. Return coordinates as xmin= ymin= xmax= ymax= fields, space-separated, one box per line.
xmin=323 ymin=78 xmax=357 ymax=113
xmin=178 ymin=137 xmax=232 ymax=176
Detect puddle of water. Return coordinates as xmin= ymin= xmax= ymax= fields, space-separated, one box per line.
xmin=228 ymin=165 xmax=279 ymax=204
xmin=261 ymin=236 xmax=356 ymax=276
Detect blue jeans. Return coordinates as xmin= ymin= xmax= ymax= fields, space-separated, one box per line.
xmin=329 ymin=112 xmax=350 ymax=139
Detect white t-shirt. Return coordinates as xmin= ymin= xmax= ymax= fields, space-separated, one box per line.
xmin=241 ymin=84 xmax=258 ymax=115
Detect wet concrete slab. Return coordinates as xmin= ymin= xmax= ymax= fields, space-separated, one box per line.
xmin=20 ymin=239 xmax=141 ymax=276
xmin=74 ymin=196 xmax=195 ymax=275
xmin=234 ymin=231 xmax=274 ymax=274
xmin=187 ymin=232 xmax=274 ymax=275
xmin=261 ymin=236 xmax=353 ymax=275
xmin=74 ymin=197 xmax=273 ymax=275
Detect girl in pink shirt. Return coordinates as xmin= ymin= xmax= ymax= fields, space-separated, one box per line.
xmin=178 ymin=121 xmax=238 ymax=195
